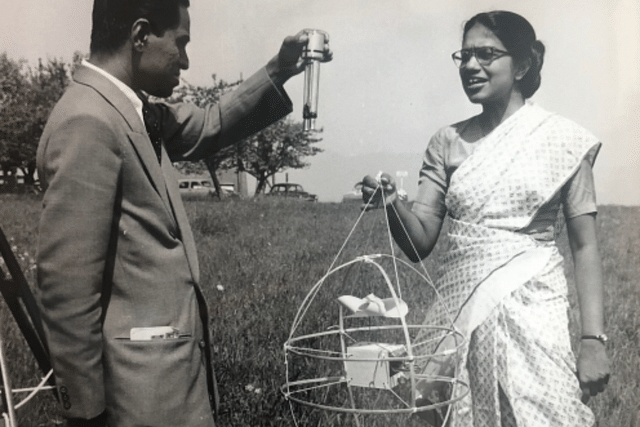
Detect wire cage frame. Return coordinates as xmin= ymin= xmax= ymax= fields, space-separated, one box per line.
xmin=281 ymin=186 xmax=470 ymax=425
xmin=0 ymin=226 xmax=57 ymax=427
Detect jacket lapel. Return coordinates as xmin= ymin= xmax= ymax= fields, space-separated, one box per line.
xmin=126 ymin=130 xmax=174 ymax=218
xmin=73 ymin=65 xmax=175 ymax=221
xmin=74 ymin=64 xmax=199 ymax=281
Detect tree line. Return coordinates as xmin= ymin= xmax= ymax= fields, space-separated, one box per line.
xmin=0 ymin=52 xmax=321 ymax=196
xmin=0 ymin=52 xmax=69 ymax=191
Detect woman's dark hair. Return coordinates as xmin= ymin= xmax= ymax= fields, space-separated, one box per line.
xmin=464 ymin=11 xmax=545 ymax=98
xmin=90 ymin=0 xmax=190 ymax=55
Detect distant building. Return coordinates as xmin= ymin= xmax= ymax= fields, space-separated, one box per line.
xmin=0 ymin=168 xmax=25 ymax=186
xmin=0 ymin=165 xmax=253 ymax=197
xmin=0 ymin=168 xmax=32 ymax=193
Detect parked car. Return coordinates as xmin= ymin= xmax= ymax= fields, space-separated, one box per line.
xmin=178 ymin=179 xmax=236 ymax=198
xmin=179 ymin=179 xmax=215 ymax=196
xmin=268 ymin=183 xmax=317 ymax=202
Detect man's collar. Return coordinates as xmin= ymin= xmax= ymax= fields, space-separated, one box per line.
xmin=81 ymin=59 xmax=144 ymax=125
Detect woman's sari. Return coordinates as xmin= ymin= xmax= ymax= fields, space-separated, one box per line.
xmin=416 ymin=102 xmax=601 ymax=426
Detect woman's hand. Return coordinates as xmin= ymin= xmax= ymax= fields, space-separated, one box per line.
xmin=361 ymin=171 xmax=443 ymax=261
xmin=567 ymin=213 xmax=610 ymax=402
xmin=577 ymin=339 xmax=611 ymax=402
xmin=361 ymin=172 xmax=397 ymax=207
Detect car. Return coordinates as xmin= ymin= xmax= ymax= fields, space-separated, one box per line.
xmin=178 ymin=179 xmax=236 ymax=198
xmin=218 ymin=183 xmax=237 ymax=196
xmin=268 ymin=183 xmax=317 ymax=202
xmin=179 ymin=179 xmax=215 ymax=196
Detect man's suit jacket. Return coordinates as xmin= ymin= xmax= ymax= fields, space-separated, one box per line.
xmin=36 ymin=64 xmax=291 ymax=426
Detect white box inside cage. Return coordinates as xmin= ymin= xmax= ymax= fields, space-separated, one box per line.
xmin=345 ymin=342 xmax=407 ymax=389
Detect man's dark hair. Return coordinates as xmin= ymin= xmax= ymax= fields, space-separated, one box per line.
xmin=90 ymin=0 xmax=190 ymax=54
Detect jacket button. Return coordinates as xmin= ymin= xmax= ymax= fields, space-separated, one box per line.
xmin=199 ymin=340 xmax=206 ymax=349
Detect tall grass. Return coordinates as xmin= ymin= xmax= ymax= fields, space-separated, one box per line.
xmin=0 ymin=194 xmax=638 ymax=426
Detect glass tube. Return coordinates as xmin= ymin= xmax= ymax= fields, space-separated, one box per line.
xmin=302 ymin=30 xmax=328 ymax=132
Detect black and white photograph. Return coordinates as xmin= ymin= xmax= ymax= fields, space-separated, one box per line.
xmin=1 ymin=1 xmax=638 ymax=426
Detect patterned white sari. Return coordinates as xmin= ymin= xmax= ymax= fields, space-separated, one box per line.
xmin=416 ymin=103 xmax=601 ymax=426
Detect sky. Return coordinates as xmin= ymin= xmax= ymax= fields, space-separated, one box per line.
xmin=2 ymin=0 xmax=639 ymax=204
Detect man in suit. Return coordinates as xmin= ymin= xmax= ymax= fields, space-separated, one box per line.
xmin=36 ymin=1 xmax=331 ymax=426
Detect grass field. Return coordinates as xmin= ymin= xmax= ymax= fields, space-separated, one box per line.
xmin=0 ymin=193 xmax=638 ymax=426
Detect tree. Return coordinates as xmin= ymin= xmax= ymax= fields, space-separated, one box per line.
xmin=0 ymin=53 xmax=30 ymax=191
xmin=26 ymin=58 xmax=69 ymax=186
xmin=0 ymin=53 xmax=68 ymax=191
xmin=160 ymin=76 xmax=323 ymax=197
xmin=232 ymin=118 xmax=323 ymax=195
xmin=164 ymin=75 xmax=242 ymax=198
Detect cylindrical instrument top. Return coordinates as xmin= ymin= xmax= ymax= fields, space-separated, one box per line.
xmin=302 ymin=29 xmax=328 ymax=61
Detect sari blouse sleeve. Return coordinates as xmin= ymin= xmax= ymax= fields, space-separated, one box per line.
xmin=562 ymin=157 xmax=598 ymax=219
xmin=412 ymin=127 xmax=449 ymax=220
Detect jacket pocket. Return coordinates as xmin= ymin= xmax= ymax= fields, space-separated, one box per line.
xmin=103 ymin=337 xmax=213 ymax=427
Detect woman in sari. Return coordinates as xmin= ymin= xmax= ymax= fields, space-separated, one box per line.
xmin=362 ymin=10 xmax=610 ymax=427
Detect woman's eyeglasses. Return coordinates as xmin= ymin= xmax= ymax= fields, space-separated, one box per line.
xmin=451 ymin=47 xmax=510 ymax=68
